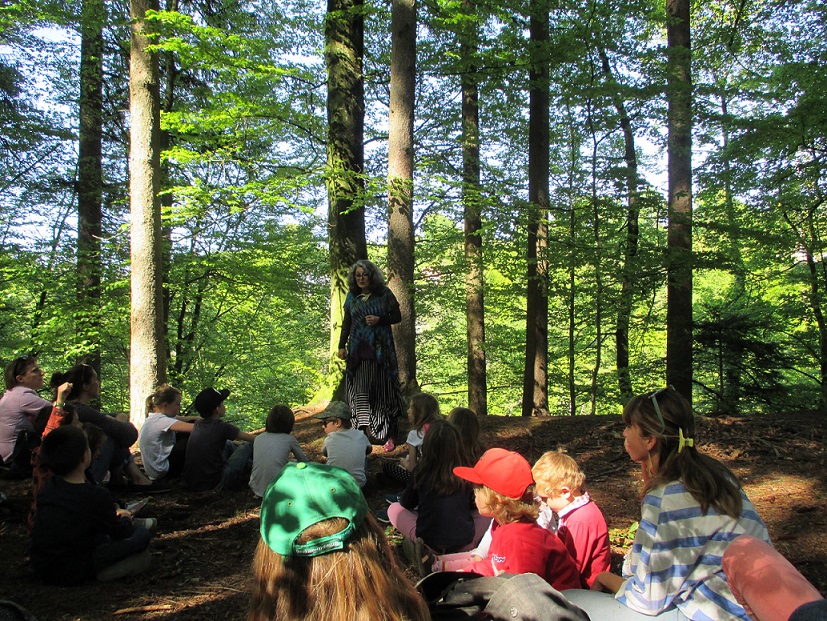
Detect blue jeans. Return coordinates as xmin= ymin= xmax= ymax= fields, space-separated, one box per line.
xmin=93 ymin=525 xmax=152 ymax=573
xmin=218 ymin=441 xmax=253 ymax=490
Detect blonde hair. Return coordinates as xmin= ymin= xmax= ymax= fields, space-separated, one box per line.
xmin=146 ymin=384 xmax=182 ymax=415
xmin=248 ymin=515 xmax=430 ymax=621
xmin=475 ymin=485 xmax=539 ymax=525
xmin=532 ymin=451 xmax=586 ymax=497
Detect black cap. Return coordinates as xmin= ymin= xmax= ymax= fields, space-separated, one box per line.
xmin=193 ymin=388 xmax=230 ymax=417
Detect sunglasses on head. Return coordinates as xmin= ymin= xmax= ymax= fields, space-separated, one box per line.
xmin=647 ymin=386 xmax=674 ymax=433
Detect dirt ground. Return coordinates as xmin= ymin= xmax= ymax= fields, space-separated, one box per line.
xmin=1 ymin=408 xmax=825 ymax=620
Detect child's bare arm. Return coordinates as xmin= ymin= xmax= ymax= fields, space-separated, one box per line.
xmin=591 ymin=571 xmax=624 ymax=593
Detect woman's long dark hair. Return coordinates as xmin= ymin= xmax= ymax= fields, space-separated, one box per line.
xmin=50 ymin=364 xmax=95 ymax=401
xmin=623 ymin=387 xmax=743 ymax=518
xmin=415 ymin=420 xmax=469 ymax=496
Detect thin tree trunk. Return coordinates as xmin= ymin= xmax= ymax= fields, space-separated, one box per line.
xmin=317 ymin=0 xmax=367 ymax=403
xmin=522 ymin=0 xmax=550 ymax=417
xmin=129 ymin=0 xmax=166 ymax=428
xmin=665 ymin=0 xmax=693 ymax=401
xmin=387 ymin=0 xmax=418 ymax=396
xmin=719 ymin=92 xmax=744 ymax=412
xmin=587 ymin=104 xmax=602 ymax=417
xmin=598 ymin=46 xmax=640 ymax=404
xmin=77 ymin=0 xmax=105 ymax=374
xmin=160 ymin=0 xmax=179 ymax=375
xmin=461 ymin=0 xmax=487 ymax=416
xmin=783 ymin=207 xmax=827 ymax=413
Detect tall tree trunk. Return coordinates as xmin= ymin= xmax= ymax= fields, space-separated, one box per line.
xmin=77 ymin=0 xmax=105 ymax=374
xmin=665 ymin=0 xmax=693 ymax=401
xmin=522 ymin=0 xmax=550 ymax=417
xmin=129 ymin=0 xmax=166 ymax=428
xmin=461 ymin=0 xmax=487 ymax=416
xmin=598 ymin=46 xmax=640 ymax=404
xmin=387 ymin=0 xmax=418 ymax=396
xmin=317 ymin=0 xmax=367 ymax=403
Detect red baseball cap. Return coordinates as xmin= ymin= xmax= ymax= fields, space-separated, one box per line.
xmin=453 ymin=448 xmax=534 ymax=499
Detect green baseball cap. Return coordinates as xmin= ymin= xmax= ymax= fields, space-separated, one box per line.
xmin=260 ymin=462 xmax=367 ymax=557
xmin=313 ymin=401 xmax=350 ymax=421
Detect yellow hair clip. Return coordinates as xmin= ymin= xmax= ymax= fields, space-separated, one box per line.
xmin=678 ymin=428 xmax=694 ymax=453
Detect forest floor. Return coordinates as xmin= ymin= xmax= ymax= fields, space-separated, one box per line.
xmin=0 ymin=407 xmax=825 ymax=621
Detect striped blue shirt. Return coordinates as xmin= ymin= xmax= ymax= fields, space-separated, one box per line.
xmin=616 ymin=481 xmax=769 ymax=620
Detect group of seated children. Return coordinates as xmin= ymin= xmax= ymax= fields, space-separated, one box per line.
xmin=249 ymin=389 xmax=826 ymax=621
xmin=11 ymin=359 xmax=827 ymax=621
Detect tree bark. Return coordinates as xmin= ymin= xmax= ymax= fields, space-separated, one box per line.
xmin=460 ymin=0 xmax=487 ymax=416
xmin=387 ymin=0 xmax=418 ymax=396
xmin=129 ymin=0 xmax=166 ymax=428
xmin=665 ymin=0 xmax=693 ymax=402
xmin=77 ymin=0 xmax=105 ymax=374
xmin=522 ymin=0 xmax=550 ymax=417
xmin=318 ymin=0 xmax=367 ymax=403
xmin=598 ymin=46 xmax=640 ymax=404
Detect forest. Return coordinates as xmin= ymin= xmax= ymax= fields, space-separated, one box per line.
xmin=1 ymin=0 xmax=826 ymax=428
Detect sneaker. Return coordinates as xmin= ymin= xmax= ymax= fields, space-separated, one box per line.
xmin=133 ymin=517 xmax=158 ymax=533
xmin=375 ymin=508 xmax=390 ymax=524
xmin=383 ymin=439 xmax=396 ymax=452
xmin=126 ymin=497 xmax=150 ymax=515
xmin=385 ymin=493 xmax=402 ymax=504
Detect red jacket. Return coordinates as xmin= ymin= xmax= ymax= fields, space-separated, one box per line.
xmin=466 ymin=519 xmax=581 ymax=591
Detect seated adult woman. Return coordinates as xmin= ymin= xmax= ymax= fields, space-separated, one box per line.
xmin=563 ymin=387 xmax=770 ymax=621
xmin=51 ymin=364 xmax=157 ymax=489
xmin=0 ymin=356 xmax=54 ymax=471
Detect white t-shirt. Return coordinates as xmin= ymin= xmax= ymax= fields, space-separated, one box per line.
xmin=138 ymin=412 xmax=178 ymax=479
xmin=323 ymin=428 xmax=371 ymax=487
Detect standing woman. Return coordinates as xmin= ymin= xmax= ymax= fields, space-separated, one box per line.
xmin=563 ymin=387 xmax=770 ymax=621
xmin=337 ymin=260 xmax=405 ymax=451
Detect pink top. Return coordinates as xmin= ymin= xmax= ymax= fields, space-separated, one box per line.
xmin=0 ymin=386 xmax=51 ymax=462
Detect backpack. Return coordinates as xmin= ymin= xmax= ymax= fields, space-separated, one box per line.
xmin=418 ymin=571 xmax=591 ymax=621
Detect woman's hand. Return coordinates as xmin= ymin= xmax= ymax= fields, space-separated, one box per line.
xmin=337 ymin=348 xmax=346 ymax=360
xmin=365 ymin=315 xmax=380 ymax=327
xmin=56 ymin=382 xmax=72 ymax=402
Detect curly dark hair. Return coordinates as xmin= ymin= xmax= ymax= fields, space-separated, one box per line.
xmin=347 ymin=260 xmax=385 ymax=294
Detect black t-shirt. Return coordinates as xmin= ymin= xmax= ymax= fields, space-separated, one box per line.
xmin=29 ymin=476 xmax=133 ymax=585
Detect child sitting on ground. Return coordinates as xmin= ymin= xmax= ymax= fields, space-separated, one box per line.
xmin=29 ymin=425 xmax=154 ymax=585
xmin=139 ymin=384 xmax=198 ymax=480
xmin=387 ymin=420 xmax=481 ymax=567
xmin=450 ymin=448 xmax=582 ymax=591
xmin=249 ymin=405 xmax=309 ymax=497
xmin=382 ymin=392 xmax=441 ymax=487
xmin=447 ymin=407 xmax=485 ymax=464
xmin=183 ymin=388 xmax=256 ymax=491
xmin=316 ymin=401 xmax=371 ymax=488
xmin=532 ymin=450 xmax=611 ymax=588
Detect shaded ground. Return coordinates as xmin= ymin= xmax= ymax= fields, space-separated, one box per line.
xmin=1 ymin=409 xmax=825 ymax=620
